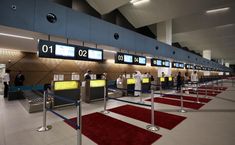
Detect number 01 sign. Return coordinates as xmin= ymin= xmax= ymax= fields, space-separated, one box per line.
xmin=38 ymin=40 xmax=103 ymax=61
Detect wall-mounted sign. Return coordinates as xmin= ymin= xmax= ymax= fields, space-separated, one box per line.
xmin=195 ymin=65 xmax=202 ymax=70
xmin=38 ymin=39 xmax=103 ymax=61
xmin=115 ymin=52 xmax=146 ymax=65
xmin=172 ymin=62 xmax=184 ymax=69
xmin=151 ymin=58 xmax=170 ymax=67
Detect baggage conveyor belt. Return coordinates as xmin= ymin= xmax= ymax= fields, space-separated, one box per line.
xmin=20 ymin=91 xmax=50 ymax=113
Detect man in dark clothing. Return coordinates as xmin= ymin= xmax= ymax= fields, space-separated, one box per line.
xmin=14 ymin=71 xmax=25 ymax=86
xmin=176 ymin=72 xmax=182 ymax=92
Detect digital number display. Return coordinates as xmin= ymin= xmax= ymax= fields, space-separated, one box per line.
xmin=185 ymin=64 xmax=194 ymax=69
xmin=115 ymin=52 xmax=146 ymax=65
xmin=38 ymin=39 xmax=103 ymax=61
xmin=151 ymin=59 xmax=170 ymax=67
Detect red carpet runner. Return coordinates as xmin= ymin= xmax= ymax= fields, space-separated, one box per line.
xmin=162 ymin=94 xmax=211 ymax=103
xmin=65 ymin=112 xmax=161 ymax=145
xmin=146 ymin=97 xmax=204 ymax=110
xmin=108 ymin=105 xmax=186 ymax=130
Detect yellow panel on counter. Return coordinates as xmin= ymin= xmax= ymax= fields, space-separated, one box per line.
xmin=127 ymin=78 xmax=136 ymax=84
xmin=160 ymin=77 xmax=165 ymax=82
xmin=142 ymin=78 xmax=149 ymax=83
xmin=54 ymin=81 xmax=79 ymax=91
xmin=90 ymin=80 xmax=106 ymax=87
xmin=168 ymin=77 xmax=173 ymax=81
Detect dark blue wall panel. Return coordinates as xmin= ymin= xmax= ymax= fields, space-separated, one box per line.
xmin=0 ymin=0 xmax=35 ymax=31
xmin=34 ymin=0 xmax=67 ymax=36
xmin=66 ymin=9 xmax=90 ymax=41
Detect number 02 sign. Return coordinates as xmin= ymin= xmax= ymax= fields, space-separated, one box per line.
xmin=38 ymin=40 xmax=103 ymax=61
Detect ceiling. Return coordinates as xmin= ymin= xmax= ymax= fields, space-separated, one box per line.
xmin=86 ymin=0 xmax=235 ymax=64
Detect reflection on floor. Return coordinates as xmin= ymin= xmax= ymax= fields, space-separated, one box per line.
xmin=0 ymin=82 xmax=235 ymax=145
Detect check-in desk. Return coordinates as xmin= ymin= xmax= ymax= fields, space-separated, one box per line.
xmin=142 ymin=78 xmax=150 ymax=92
xmin=52 ymin=80 xmax=80 ymax=108
xmin=82 ymin=79 xmax=106 ymax=103
xmin=158 ymin=77 xmax=166 ymax=90
xmin=168 ymin=77 xmax=174 ymax=89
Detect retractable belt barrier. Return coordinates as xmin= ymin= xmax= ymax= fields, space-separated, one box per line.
xmin=103 ymin=86 xmax=160 ymax=132
xmin=37 ymin=90 xmax=82 ymax=145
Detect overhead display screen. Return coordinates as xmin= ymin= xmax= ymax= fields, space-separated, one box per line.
xmin=195 ymin=65 xmax=202 ymax=70
xmin=124 ymin=55 xmax=133 ymax=63
xmin=151 ymin=59 xmax=170 ymax=67
xmin=172 ymin=62 xmax=184 ymax=69
xmin=115 ymin=52 xmax=146 ymax=65
xmin=55 ymin=44 xmax=75 ymax=57
xmin=88 ymin=49 xmax=102 ymax=60
xmin=38 ymin=39 xmax=103 ymax=61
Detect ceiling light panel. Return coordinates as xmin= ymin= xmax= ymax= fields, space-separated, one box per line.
xmin=206 ymin=7 xmax=230 ymax=14
xmin=0 ymin=32 xmax=34 ymax=40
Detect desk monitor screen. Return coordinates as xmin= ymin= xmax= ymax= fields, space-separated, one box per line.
xmin=55 ymin=44 xmax=75 ymax=57
xmin=139 ymin=57 xmax=146 ymax=64
xmin=90 ymin=80 xmax=106 ymax=87
xmin=124 ymin=55 xmax=133 ymax=63
xmin=88 ymin=49 xmax=102 ymax=60
xmin=127 ymin=78 xmax=136 ymax=84
xmin=54 ymin=81 xmax=79 ymax=91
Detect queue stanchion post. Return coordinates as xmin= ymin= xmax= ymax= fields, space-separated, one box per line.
xmin=37 ymin=90 xmax=52 ymax=132
xmin=196 ymin=83 xmax=201 ymax=104
xmin=146 ymin=90 xmax=160 ymax=132
xmin=179 ymin=86 xmax=187 ymax=113
xmin=77 ymin=100 xmax=82 ymax=145
xmin=205 ymin=82 xmax=208 ymax=98
xmin=101 ymin=86 xmax=109 ymax=114
xmin=160 ymin=81 xmax=162 ymax=97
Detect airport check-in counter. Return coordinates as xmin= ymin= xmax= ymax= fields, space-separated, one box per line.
xmin=82 ymin=79 xmax=106 ymax=103
xmin=51 ymin=80 xmax=80 ymax=108
xmin=123 ymin=78 xmax=150 ymax=96
xmin=157 ymin=77 xmax=166 ymax=89
xmin=168 ymin=76 xmax=174 ymax=88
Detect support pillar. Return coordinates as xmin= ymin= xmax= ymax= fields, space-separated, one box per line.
xmin=203 ymin=50 xmax=211 ymax=76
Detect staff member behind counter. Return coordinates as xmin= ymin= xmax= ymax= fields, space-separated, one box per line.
xmin=133 ymin=71 xmax=142 ymax=97
xmin=84 ymin=70 xmax=92 ymax=80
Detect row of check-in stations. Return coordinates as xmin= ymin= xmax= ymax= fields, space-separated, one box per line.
xmin=50 ymin=74 xmax=174 ymax=108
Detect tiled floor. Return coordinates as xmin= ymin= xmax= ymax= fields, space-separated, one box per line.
xmin=0 ymin=82 xmax=235 ymax=145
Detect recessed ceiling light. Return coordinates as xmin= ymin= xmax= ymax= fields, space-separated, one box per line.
xmin=0 ymin=32 xmax=34 ymax=40
xmin=216 ymin=24 xmax=234 ymax=29
xmin=130 ymin=0 xmax=150 ymax=6
xmin=206 ymin=7 xmax=230 ymax=14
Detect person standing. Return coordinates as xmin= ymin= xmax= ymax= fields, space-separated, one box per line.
xmin=176 ymin=72 xmax=182 ymax=92
xmin=84 ymin=70 xmax=92 ymax=81
xmin=14 ymin=71 xmax=25 ymax=86
xmin=191 ymin=71 xmax=198 ymax=82
xmin=133 ymin=71 xmax=142 ymax=97
xmin=3 ymin=69 xmax=10 ymax=98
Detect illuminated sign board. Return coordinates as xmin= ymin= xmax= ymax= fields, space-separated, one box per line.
xmin=195 ymin=65 xmax=202 ymax=70
xmin=168 ymin=77 xmax=173 ymax=81
xmin=90 ymin=80 xmax=106 ymax=88
xmin=172 ymin=62 xmax=184 ymax=69
xmin=54 ymin=81 xmax=79 ymax=91
xmin=115 ymin=52 xmax=146 ymax=65
xmin=142 ymin=78 xmax=149 ymax=83
xmin=38 ymin=40 xmax=103 ymax=61
xmin=127 ymin=78 xmax=136 ymax=84
xmin=151 ymin=59 xmax=170 ymax=67
xmin=160 ymin=77 xmax=165 ymax=82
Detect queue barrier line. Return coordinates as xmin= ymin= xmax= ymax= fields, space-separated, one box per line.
xmin=37 ymin=90 xmax=82 ymax=145
xmin=108 ymin=87 xmax=150 ymax=93
xmin=46 ymin=108 xmax=79 ymax=129
xmin=47 ymin=92 xmax=79 ymax=106
xmin=107 ymin=97 xmax=151 ymax=107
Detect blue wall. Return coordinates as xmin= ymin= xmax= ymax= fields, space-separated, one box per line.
xmin=0 ymin=0 xmax=230 ymax=72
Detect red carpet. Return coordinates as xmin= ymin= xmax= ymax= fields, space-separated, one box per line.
xmin=146 ymin=97 xmax=204 ymax=110
xmin=162 ymin=94 xmax=211 ymax=103
xmin=108 ymin=105 xmax=186 ymax=130
xmin=65 ymin=112 xmax=161 ymax=145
